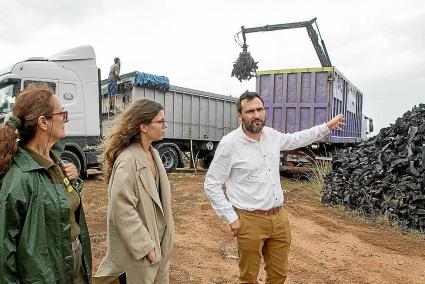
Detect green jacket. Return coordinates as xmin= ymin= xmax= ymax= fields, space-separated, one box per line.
xmin=0 ymin=144 xmax=92 ymax=283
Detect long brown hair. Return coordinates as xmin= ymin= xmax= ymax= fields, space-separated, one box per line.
xmin=0 ymin=85 xmax=54 ymax=175
xmin=102 ymin=98 xmax=163 ymax=182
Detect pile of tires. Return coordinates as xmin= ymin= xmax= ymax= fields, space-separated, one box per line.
xmin=322 ymin=104 xmax=425 ymax=232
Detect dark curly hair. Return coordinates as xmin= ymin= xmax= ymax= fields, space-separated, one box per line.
xmin=236 ymin=91 xmax=264 ymax=113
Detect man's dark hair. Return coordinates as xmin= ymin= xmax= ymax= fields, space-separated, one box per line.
xmin=114 ymin=57 xmax=120 ymax=64
xmin=236 ymin=91 xmax=264 ymax=113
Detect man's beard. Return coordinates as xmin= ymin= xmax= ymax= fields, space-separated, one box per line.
xmin=242 ymin=118 xmax=265 ymax=133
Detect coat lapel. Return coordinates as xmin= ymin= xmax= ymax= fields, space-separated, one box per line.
xmin=152 ymin=148 xmax=171 ymax=214
xmin=129 ymin=143 xmax=164 ymax=214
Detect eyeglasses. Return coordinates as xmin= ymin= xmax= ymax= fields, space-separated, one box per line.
xmin=46 ymin=110 xmax=69 ymax=121
xmin=150 ymin=119 xmax=167 ymax=127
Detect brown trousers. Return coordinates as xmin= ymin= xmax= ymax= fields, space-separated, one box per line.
xmin=236 ymin=208 xmax=292 ymax=284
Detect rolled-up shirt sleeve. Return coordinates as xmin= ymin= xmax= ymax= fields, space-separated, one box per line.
xmin=278 ymin=123 xmax=330 ymax=151
xmin=204 ymin=142 xmax=238 ymax=224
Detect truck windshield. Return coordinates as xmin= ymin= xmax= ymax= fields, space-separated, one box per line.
xmin=0 ymin=83 xmax=18 ymax=114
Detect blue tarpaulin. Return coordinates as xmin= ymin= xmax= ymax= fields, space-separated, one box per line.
xmin=133 ymin=71 xmax=170 ymax=91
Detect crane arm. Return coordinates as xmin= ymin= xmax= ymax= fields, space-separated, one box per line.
xmin=240 ymin=18 xmax=332 ymax=67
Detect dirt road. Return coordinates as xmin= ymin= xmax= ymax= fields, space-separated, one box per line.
xmin=82 ymin=173 xmax=425 ymax=284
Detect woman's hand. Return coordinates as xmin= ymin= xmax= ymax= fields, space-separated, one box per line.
xmin=147 ymin=248 xmax=156 ymax=263
xmin=326 ymin=114 xmax=346 ymax=130
xmin=61 ymin=162 xmax=78 ymax=181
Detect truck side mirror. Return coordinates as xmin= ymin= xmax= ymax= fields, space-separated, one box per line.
xmin=368 ymin=119 xmax=374 ymax=133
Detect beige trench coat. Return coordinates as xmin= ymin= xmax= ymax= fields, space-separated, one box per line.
xmin=94 ymin=143 xmax=175 ymax=284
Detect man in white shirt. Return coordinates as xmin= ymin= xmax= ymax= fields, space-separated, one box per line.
xmin=204 ymin=91 xmax=344 ymax=283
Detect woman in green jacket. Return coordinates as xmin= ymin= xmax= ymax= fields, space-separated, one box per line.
xmin=0 ymin=85 xmax=92 ymax=283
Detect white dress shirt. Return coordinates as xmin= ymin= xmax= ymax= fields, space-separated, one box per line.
xmin=204 ymin=123 xmax=330 ymax=223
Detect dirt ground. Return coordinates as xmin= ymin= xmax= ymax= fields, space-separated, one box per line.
xmin=82 ymin=172 xmax=425 ymax=284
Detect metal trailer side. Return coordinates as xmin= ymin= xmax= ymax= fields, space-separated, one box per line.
xmin=257 ymin=67 xmax=365 ymax=142
xmin=102 ymin=74 xmax=238 ymax=171
xmin=130 ymin=85 xmax=238 ymax=141
xmin=256 ymin=67 xmax=366 ymax=173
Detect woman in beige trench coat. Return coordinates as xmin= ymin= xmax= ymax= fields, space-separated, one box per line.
xmin=94 ymin=99 xmax=175 ymax=284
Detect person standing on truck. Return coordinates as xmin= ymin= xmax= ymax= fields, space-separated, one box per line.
xmin=108 ymin=57 xmax=121 ymax=113
xmin=95 ymin=99 xmax=175 ymax=284
xmin=0 ymin=85 xmax=92 ymax=283
xmin=204 ymin=91 xmax=344 ymax=283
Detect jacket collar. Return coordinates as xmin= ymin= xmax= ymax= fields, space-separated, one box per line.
xmin=128 ymin=142 xmax=164 ymax=214
xmin=13 ymin=140 xmax=66 ymax=172
xmin=128 ymin=142 xmax=152 ymax=169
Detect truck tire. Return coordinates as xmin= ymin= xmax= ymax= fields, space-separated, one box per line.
xmin=158 ymin=146 xmax=179 ymax=172
xmin=61 ymin=150 xmax=82 ymax=176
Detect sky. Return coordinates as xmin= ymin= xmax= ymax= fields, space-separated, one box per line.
xmin=0 ymin=0 xmax=424 ymax=134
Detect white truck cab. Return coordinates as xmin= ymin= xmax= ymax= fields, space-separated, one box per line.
xmin=0 ymin=46 xmax=102 ymax=176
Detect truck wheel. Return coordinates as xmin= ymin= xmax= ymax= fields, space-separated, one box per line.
xmin=61 ymin=150 xmax=82 ymax=176
xmin=158 ymin=146 xmax=179 ymax=172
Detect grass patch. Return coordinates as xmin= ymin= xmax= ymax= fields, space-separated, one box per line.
xmin=328 ymin=204 xmax=425 ymax=239
xmin=282 ymin=163 xmax=331 ymax=201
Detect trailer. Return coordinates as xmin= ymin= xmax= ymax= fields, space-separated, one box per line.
xmin=231 ymin=18 xmax=374 ymax=174
xmin=102 ymin=71 xmax=238 ymax=171
xmin=257 ymin=67 xmax=373 ymax=173
xmin=0 ymin=46 xmax=238 ymax=175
